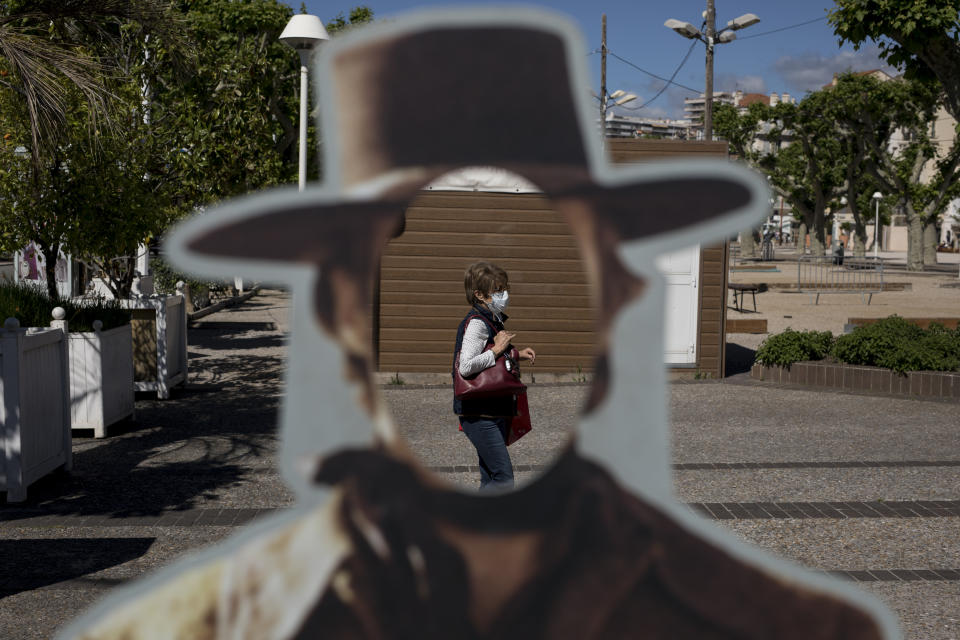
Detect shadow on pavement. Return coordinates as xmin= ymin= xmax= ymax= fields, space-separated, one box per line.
xmin=725 ymin=342 xmax=757 ymax=377
xmin=189 ymin=332 xmax=287 ymax=352
xmin=0 ymin=538 xmax=154 ymax=596
xmin=0 ymin=325 xmax=286 ymax=519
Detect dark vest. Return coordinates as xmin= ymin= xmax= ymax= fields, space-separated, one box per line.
xmin=452 ymin=304 xmax=514 ymax=416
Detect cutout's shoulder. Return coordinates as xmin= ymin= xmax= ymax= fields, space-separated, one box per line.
xmin=69 ymin=495 xmax=350 ymax=640
xmin=621 ymin=492 xmax=884 ymax=639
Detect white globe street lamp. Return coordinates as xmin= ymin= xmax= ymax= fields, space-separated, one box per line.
xmin=872 ymin=191 xmax=883 ymax=258
xmin=280 ymin=14 xmax=330 ymax=191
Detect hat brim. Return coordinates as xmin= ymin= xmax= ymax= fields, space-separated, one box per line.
xmin=180 ymin=170 xmax=754 ymax=266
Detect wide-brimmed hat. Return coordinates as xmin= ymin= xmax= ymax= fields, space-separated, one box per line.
xmin=168 ymin=9 xmax=767 ymax=287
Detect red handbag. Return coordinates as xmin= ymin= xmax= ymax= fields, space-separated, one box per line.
xmin=453 ymin=315 xmax=526 ymax=400
xmin=506 ymin=391 xmax=532 ymax=445
xmin=454 ymin=345 xmax=526 ymax=399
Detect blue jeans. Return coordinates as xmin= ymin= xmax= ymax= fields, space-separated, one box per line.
xmin=460 ymin=416 xmax=514 ymax=490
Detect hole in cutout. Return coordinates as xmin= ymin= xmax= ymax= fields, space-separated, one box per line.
xmin=374 ymin=167 xmax=601 ymax=492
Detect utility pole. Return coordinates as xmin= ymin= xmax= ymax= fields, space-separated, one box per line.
xmin=703 ymin=0 xmax=715 ymax=141
xmin=600 ymin=14 xmax=607 ymax=140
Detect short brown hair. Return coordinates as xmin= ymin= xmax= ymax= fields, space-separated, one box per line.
xmin=463 ymin=261 xmax=508 ymax=305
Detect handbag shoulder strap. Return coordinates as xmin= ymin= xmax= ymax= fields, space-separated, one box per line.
xmin=464 ymin=313 xmax=497 ymax=343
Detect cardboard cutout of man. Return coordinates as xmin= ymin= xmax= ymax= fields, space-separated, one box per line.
xmin=59 ymin=8 xmax=896 ymax=640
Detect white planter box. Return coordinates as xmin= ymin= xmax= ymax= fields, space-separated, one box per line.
xmin=0 ymin=321 xmax=72 ymax=502
xmin=68 ymin=324 xmax=135 ymax=438
xmin=120 ymin=293 xmax=188 ymax=400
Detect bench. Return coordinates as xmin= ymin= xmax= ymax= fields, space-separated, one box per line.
xmin=797 ymin=256 xmax=883 ymax=305
xmin=728 ymin=283 xmax=762 ymax=312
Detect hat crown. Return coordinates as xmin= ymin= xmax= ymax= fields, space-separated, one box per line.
xmin=329 ymin=27 xmax=589 ymax=186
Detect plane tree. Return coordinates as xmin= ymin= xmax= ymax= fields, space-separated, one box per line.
xmin=829 ymin=72 xmax=960 ymax=270
xmin=830 ymin=0 xmax=960 ymax=121
xmin=715 ymin=95 xmax=850 ymax=257
xmin=714 ymin=102 xmax=768 ymax=257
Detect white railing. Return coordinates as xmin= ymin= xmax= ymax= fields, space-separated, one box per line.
xmin=1 ymin=318 xmax=72 ymax=502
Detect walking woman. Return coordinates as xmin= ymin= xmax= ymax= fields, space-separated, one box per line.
xmin=453 ymin=262 xmax=536 ymax=490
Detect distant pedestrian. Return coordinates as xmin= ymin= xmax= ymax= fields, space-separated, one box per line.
xmin=452 ymin=261 xmax=535 ymax=490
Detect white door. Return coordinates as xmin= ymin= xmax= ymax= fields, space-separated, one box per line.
xmin=655 ymin=245 xmax=700 ymax=364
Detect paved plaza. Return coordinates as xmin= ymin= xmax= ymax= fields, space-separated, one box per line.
xmin=0 ymin=288 xmax=958 ymax=639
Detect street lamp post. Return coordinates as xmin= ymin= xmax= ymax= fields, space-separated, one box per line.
xmin=872 ymin=191 xmax=882 ymax=259
xmin=665 ymin=4 xmax=759 ymax=141
xmin=280 ymin=14 xmax=330 ymax=192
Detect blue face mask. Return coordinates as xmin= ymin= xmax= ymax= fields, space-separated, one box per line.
xmin=488 ymin=290 xmax=509 ymax=315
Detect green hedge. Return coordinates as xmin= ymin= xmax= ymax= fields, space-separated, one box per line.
xmin=0 ymin=282 xmax=130 ymax=332
xmin=755 ymin=316 xmax=960 ymax=374
xmin=755 ymin=329 xmax=834 ymax=368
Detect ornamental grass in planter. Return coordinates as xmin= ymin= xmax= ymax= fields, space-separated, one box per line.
xmin=1 ymin=282 xmax=134 ymax=437
xmin=0 ymin=281 xmax=130 ymax=332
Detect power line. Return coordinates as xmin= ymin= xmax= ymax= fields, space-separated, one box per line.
xmin=607 ymin=50 xmax=701 ymax=95
xmin=598 ymin=15 xmax=829 ymax=115
xmin=615 ymin=39 xmax=699 ymax=110
xmin=738 ymin=16 xmax=828 ymax=40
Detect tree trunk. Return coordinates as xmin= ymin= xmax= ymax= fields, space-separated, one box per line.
xmin=116 ymin=257 xmax=136 ymax=298
xmin=810 ymin=205 xmax=827 ymax=257
xmin=740 ymin=229 xmax=757 ymax=258
xmin=40 ymin=243 xmax=60 ymax=300
xmin=906 ymin=211 xmax=924 ymax=271
xmin=809 ymin=231 xmax=826 ymax=257
xmin=97 ymin=256 xmax=136 ymax=298
xmin=852 ymin=220 xmax=867 ymax=257
xmin=923 ymin=220 xmax=938 ymax=266
xmin=852 ymin=234 xmax=866 ymax=257
xmin=796 ymin=222 xmax=808 ymax=253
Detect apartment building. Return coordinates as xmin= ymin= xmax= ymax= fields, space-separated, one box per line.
xmin=603 ymin=112 xmax=698 ymax=139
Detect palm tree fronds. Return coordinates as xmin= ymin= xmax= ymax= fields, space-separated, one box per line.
xmin=0 ymin=1 xmax=183 ymax=162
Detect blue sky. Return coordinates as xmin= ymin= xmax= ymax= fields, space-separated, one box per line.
xmin=300 ymin=1 xmax=898 ymax=118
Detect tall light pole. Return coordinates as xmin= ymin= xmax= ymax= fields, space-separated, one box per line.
xmin=872 ymin=191 xmax=882 ymax=258
xmin=280 ymin=14 xmax=329 ymax=192
xmin=665 ymin=5 xmax=759 ymax=141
